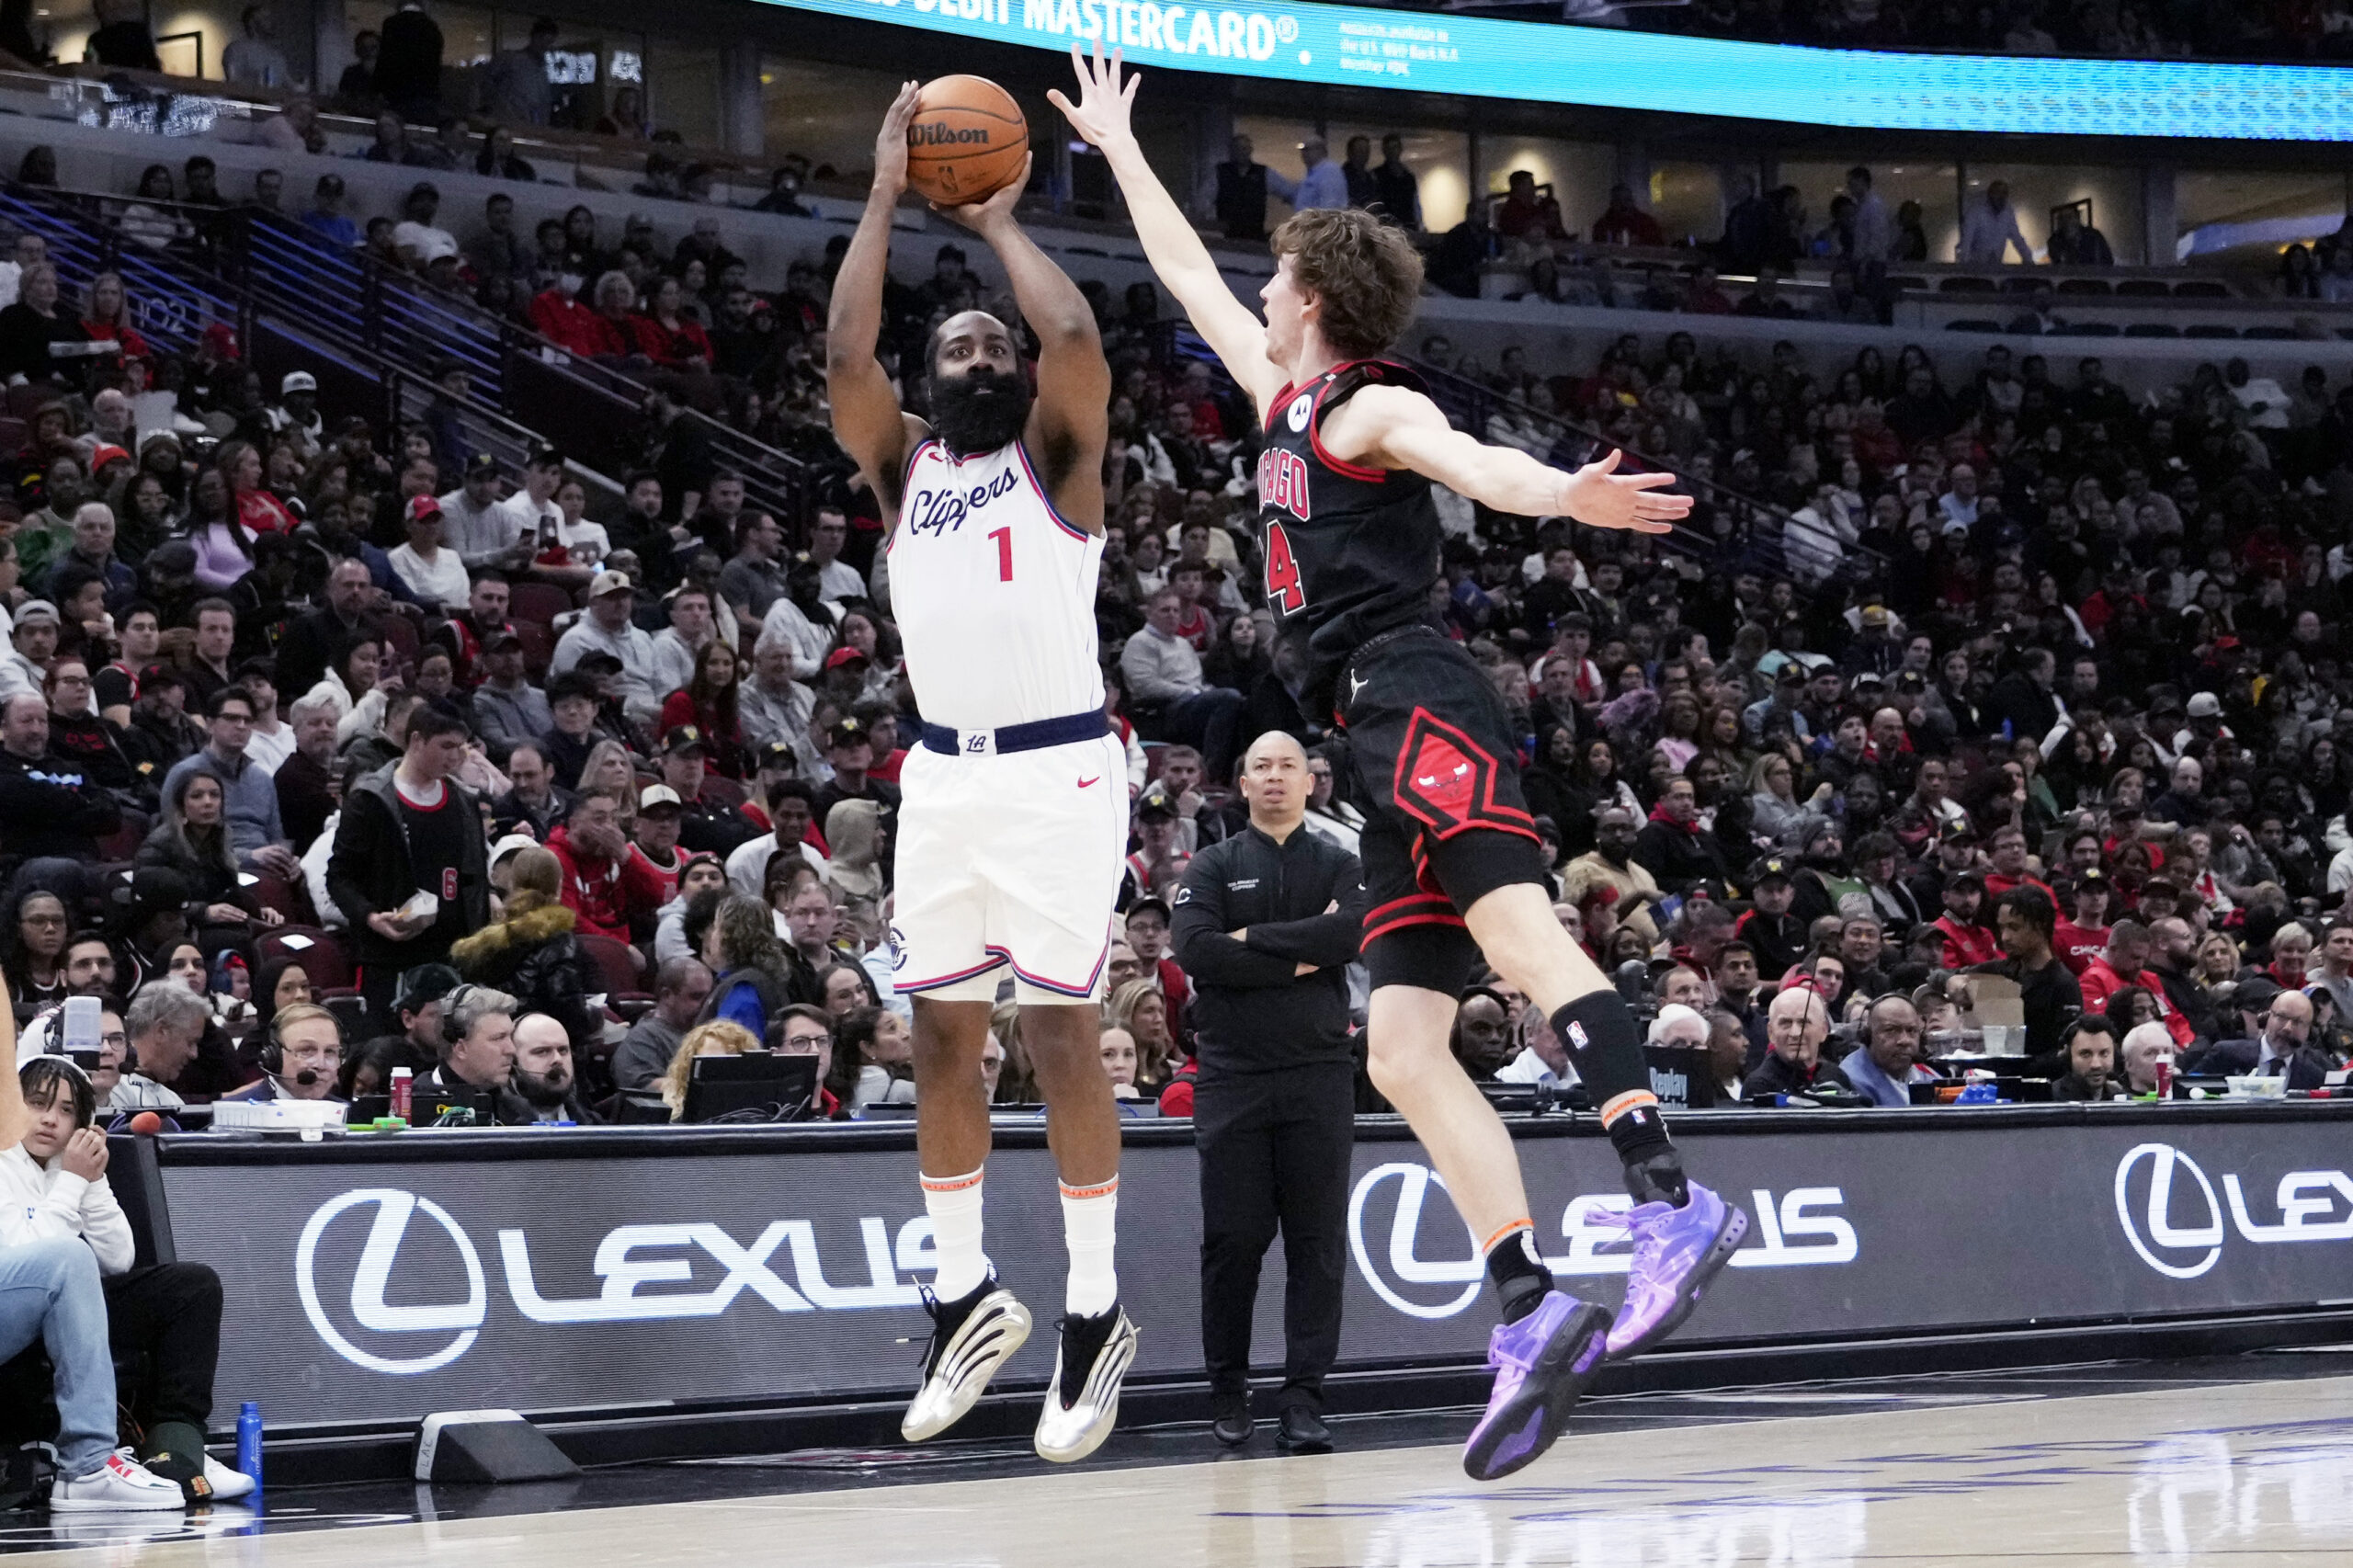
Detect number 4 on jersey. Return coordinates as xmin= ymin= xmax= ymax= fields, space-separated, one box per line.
xmin=1264 ymin=520 xmax=1305 ymax=613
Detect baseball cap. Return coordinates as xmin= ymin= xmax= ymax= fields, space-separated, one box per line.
xmin=2075 ymin=866 xmax=2110 ymax=891
xmin=86 ymin=443 xmax=129 ymax=472
xmin=1127 ymin=895 xmax=1171 ymax=923
xmin=406 ymin=494 xmax=445 ymax=526
xmin=483 ymin=627 xmax=524 ymax=653
xmin=1751 ymin=857 xmax=1792 ymax=887
xmin=2187 ymin=691 xmax=2222 ymax=718
xmin=280 ymin=370 xmax=317 ymax=394
xmin=1853 ymin=669 xmax=1884 ymax=689
xmin=824 ymin=646 xmax=870 ymax=671
xmin=2141 ymin=876 xmax=2181 ymax=900
xmin=394 ymin=962 xmax=462 ymax=1015
xmin=1947 ymin=868 xmax=1985 ymax=890
xmin=1896 ymin=669 xmax=1926 ymax=691
xmin=2234 ymin=974 xmax=2284 ymax=1012
xmin=1137 ymin=784 xmax=1176 ymax=821
xmin=754 ymin=740 xmax=797 ymax=774
xmin=826 ymin=717 xmax=867 ymax=749
xmin=488 ymin=833 xmax=539 ymax=870
xmin=1940 ymin=818 xmax=1977 ymax=844
xmin=587 ymin=569 xmax=632 ymax=597
xmin=660 ymin=725 xmax=708 ymax=756
xmin=1860 ymin=604 xmax=1891 ymax=627
xmin=1775 ymin=664 xmax=1806 ymax=687
xmin=638 ymin=784 xmax=683 ymax=812
xmin=465 ymin=451 xmax=501 ymax=477
xmin=13 ymin=600 xmax=57 ymax=629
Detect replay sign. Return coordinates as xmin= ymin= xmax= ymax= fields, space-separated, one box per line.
xmin=152 ymin=1115 xmax=2353 ymax=1431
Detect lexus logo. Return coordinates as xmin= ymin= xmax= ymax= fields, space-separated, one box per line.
xmin=2112 ymin=1143 xmax=2223 ymax=1279
xmin=1347 ymin=1163 xmax=1856 ymax=1321
xmin=2111 ymin=1142 xmax=2353 ymax=1279
xmin=296 ymin=1188 xmax=487 ymax=1375
xmin=294 ymin=1187 xmax=927 ymax=1376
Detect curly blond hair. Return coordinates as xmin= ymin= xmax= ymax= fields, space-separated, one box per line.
xmin=660 ymin=1018 xmax=761 ymax=1117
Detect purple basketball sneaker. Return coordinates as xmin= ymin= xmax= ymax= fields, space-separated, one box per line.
xmin=1599 ymin=1182 xmax=1748 ymax=1359
xmin=1460 ymin=1290 xmax=1612 ymax=1482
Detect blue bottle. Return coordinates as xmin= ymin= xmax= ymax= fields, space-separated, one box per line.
xmin=236 ymin=1400 xmax=263 ymax=1494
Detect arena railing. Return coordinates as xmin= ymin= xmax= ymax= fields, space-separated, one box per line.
xmin=0 ymin=179 xmax=601 ymax=494
xmin=1 ymin=177 xmax=810 ymax=523
xmin=235 ymin=210 xmax=812 ymax=529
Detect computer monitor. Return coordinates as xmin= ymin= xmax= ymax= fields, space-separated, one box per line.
xmin=684 ymin=1051 xmax=820 ymax=1124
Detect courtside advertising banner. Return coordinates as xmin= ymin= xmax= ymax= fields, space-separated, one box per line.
xmin=153 ymin=1113 xmax=2353 ymax=1429
xmin=770 ymin=0 xmax=2353 ymax=140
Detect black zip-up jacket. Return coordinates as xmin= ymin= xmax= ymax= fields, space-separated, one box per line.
xmin=1170 ymin=823 xmax=1367 ymax=1080
xmin=0 ymin=746 xmax=121 ymax=866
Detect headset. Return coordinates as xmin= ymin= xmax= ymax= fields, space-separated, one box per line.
xmin=441 ymin=984 xmax=478 ymax=1048
xmin=263 ymin=1004 xmax=348 ymax=1091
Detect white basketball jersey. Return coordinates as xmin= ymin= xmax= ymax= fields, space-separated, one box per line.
xmin=889 ymin=438 xmax=1106 ymax=733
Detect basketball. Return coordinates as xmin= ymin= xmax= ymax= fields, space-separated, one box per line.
xmin=905 ymin=75 xmax=1029 ymax=207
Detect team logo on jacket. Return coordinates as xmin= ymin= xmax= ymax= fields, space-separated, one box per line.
xmin=1257 ymin=449 xmax=1312 ymax=519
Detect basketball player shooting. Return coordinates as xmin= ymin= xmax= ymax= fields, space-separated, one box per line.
xmin=828 ymin=82 xmax=1135 ymax=1465
xmin=1053 ymin=44 xmax=1746 ymax=1481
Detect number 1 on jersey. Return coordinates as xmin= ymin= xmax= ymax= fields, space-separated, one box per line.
xmin=1265 ymin=520 xmax=1305 ymax=613
xmin=989 ymin=525 xmax=1013 ymax=583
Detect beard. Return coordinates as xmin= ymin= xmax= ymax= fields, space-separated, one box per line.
xmin=929 ymin=368 xmax=1033 ymax=458
xmin=514 ymin=1065 xmax=574 ymax=1108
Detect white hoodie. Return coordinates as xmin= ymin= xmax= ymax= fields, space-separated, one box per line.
xmin=0 ymin=1142 xmax=135 ymax=1275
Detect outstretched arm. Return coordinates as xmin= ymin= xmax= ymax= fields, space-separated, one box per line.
xmin=1051 ymin=41 xmax=1287 ymax=418
xmin=825 ymin=81 xmax=926 ymax=514
xmin=938 ymin=160 xmax=1109 ymax=529
xmin=1326 ymin=384 xmax=1695 ymax=534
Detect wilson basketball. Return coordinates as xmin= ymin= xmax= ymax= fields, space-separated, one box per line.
xmin=906 ymin=75 xmax=1029 ymax=207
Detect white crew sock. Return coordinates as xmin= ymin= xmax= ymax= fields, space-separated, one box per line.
xmin=920 ymin=1167 xmax=989 ymax=1302
xmin=1059 ymin=1176 xmax=1120 ymax=1317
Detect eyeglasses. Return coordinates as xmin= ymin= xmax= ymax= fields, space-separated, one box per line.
xmin=779 ymin=1033 xmax=830 ymax=1052
xmin=99 ymin=1031 xmax=127 ymax=1047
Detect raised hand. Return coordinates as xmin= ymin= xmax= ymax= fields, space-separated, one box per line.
xmin=874 ymin=80 xmax=921 ymax=197
xmin=1048 ymin=38 xmax=1141 ymax=152
xmin=1557 ymin=449 xmax=1694 ymax=536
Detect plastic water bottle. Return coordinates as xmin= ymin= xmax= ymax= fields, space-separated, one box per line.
xmin=236 ymin=1400 xmax=263 ymax=1493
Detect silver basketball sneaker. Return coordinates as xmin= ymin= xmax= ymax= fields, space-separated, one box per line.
xmin=902 ymin=1276 xmax=1033 ymax=1443
xmin=1032 ymin=1305 xmax=1138 ymax=1464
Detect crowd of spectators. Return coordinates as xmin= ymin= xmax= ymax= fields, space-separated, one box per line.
xmin=0 ymin=97 xmax=2346 ymax=1141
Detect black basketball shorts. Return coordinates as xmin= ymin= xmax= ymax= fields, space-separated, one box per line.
xmin=1333 ymin=626 xmax=1547 ymax=995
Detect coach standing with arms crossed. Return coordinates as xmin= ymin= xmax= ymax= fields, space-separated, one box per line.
xmin=1171 ymin=732 xmax=1367 ymax=1453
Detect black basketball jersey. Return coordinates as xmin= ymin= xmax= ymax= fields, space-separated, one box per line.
xmin=1254 ymin=359 xmax=1443 ymax=711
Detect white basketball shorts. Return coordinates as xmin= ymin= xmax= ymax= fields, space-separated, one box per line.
xmin=890 ymin=731 xmax=1127 ymax=1006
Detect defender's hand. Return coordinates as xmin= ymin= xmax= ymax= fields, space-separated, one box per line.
xmin=934 ymin=153 xmax=1032 ymax=229
xmin=1048 ymin=39 xmax=1141 ymax=153
xmin=1557 ymin=449 xmax=1692 ymax=535
xmin=874 ymin=80 xmax=921 ymax=197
